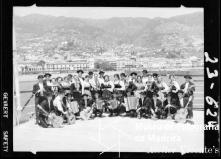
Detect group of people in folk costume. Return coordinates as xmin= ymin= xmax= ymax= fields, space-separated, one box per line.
xmin=32 ymin=69 xmax=195 ymax=128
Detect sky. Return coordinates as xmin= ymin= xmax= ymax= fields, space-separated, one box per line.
xmin=14 ymin=6 xmax=203 ymax=19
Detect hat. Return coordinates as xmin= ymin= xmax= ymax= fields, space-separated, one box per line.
xmin=152 ymin=73 xmax=158 ymax=78
xmin=99 ymin=71 xmax=105 ymax=75
xmin=37 ymin=75 xmax=44 ymax=79
xmin=140 ymin=91 xmax=146 ymax=96
xmin=44 ymin=73 xmax=52 ymax=77
xmin=82 ymin=94 xmax=89 ymax=98
xmin=88 ymin=71 xmax=93 ymax=75
xmin=184 ymin=75 xmax=192 ymax=79
xmin=177 ymin=90 xmax=184 ymax=94
xmin=142 ymin=70 xmax=148 ymax=73
xmin=120 ymin=73 xmax=126 ymax=77
xmin=77 ymin=70 xmax=84 ymax=74
xmin=130 ymin=72 xmax=137 ymax=76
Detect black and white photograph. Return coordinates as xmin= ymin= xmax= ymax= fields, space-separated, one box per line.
xmin=11 ymin=6 xmax=206 ymax=154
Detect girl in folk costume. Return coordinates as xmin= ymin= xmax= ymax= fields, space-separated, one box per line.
xmin=56 ymin=77 xmax=64 ymax=90
xmin=134 ymin=75 xmax=145 ymax=98
xmin=82 ymin=75 xmax=92 ymax=98
xmin=70 ymin=75 xmax=82 ymax=102
xmin=101 ymin=75 xmax=114 ymax=101
xmin=144 ymin=73 xmax=154 ymax=98
xmin=79 ymin=94 xmax=94 ymax=120
xmin=113 ymin=74 xmax=125 ymax=102
xmin=61 ymin=76 xmax=72 ymax=95
xmin=98 ymin=71 xmax=105 ymax=86
xmin=168 ymin=74 xmax=180 ymax=104
xmin=92 ymin=92 xmax=105 ymax=117
xmin=88 ymin=72 xmax=100 ymax=98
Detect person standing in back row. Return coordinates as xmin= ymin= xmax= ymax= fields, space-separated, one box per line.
xmin=32 ymin=75 xmax=49 ymax=124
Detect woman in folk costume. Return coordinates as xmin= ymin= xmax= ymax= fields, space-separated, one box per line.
xmin=82 ymin=75 xmax=92 ymax=98
xmin=70 ymin=75 xmax=82 ymax=102
xmin=61 ymin=76 xmax=72 ymax=95
xmin=50 ymin=78 xmax=60 ymax=99
xmin=79 ymin=94 xmax=94 ymax=120
xmin=168 ymin=74 xmax=180 ymax=104
xmin=180 ymin=75 xmax=195 ymax=119
xmin=113 ymin=74 xmax=125 ymax=103
xmin=144 ymin=73 xmax=154 ymax=98
xmin=56 ymin=77 xmax=64 ymax=90
xmin=43 ymin=73 xmax=52 ymax=87
xmin=92 ymin=92 xmax=105 ymax=117
xmin=134 ymin=75 xmax=145 ymax=98
xmin=101 ymin=75 xmax=114 ymax=101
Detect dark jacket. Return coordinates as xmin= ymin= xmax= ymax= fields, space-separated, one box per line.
xmin=152 ymin=99 xmax=163 ymax=110
xmin=38 ymin=99 xmax=55 ymax=117
xmin=180 ymin=81 xmax=195 ymax=97
xmin=32 ymin=82 xmax=49 ymax=97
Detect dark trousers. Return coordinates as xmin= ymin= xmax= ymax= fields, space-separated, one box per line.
xmin=137 ymin=107 xmax=151 ymax=118
xmin=34 ymin=96 xmax=46 ymax=123
xmin=38 ymin=114 xmax=49 ymax=128
xmin=93 ymin=108 xmax=103 ymax=117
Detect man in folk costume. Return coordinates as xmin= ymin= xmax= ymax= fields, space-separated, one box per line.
xmin=77 ymin=69 xmax=84 ymax=87
xmin=180 ymin=75 xmax=195 ymax=118
xmin=151 ymin=92 xmax=163 ymax=119
xmin=79 ymin=94 xmax=94 ymax=111
xmin=33 ymin=75 xmax=49 ymax=124
xmin=37 ymin=91 xmax=55 ymax=128
xmin=163 ymin=92 xmax=179 ymax=119
xmin=53 ymin=89 xmax=71 ymax=124
xmin=70 ymin=75 xmax=82 ymax=102
xmin=136 ymin=92 xmax=153 ymax=119
xmin=92 ymin=92 xmax=105 ymax=117
xmin=88 ymin=71 xmax=98 ymax=98
xmin=177 ymin=89 xmax=194 ymax=119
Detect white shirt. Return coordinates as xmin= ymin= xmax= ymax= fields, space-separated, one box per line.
xmin=38 ymin=83 xmax=44 ymax=96
xmin=179 ymin=98 xmax=184 ymax=107
xmin=98 ymin=77 xmax=104 ymax=85
xmin=53 ymin=96 xmax=65 ymax=114
xmin=103 ymin=81 xmax=114 ymax=92
xmin=82 ymin=81 xmax=91 ymax=94
xmin=184 ymin=82 xmax=189 ymax=93
xmin=89 ymin=77 xmax=96 ymax=89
